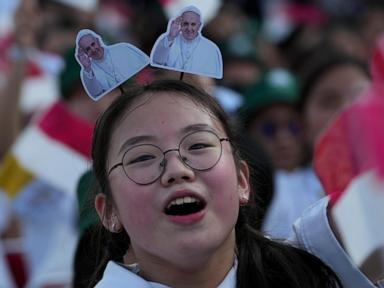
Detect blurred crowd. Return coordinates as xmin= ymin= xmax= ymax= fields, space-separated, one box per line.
xmin=0 ymin=0 xmax=382 ymax=287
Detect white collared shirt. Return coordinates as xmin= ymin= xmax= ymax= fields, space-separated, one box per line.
xmin=96 ymin=260 xmax=236 ymax=288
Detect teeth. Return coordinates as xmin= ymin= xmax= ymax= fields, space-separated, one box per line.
xmin=176 ymin=198 xmax=183 ymax=205
xmin=167 ymin=196 xmax=199 ymax=209
xmin=184 ymin=197 xmax=193 ymax=203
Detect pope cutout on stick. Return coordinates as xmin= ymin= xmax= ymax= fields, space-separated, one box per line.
xmin=150 ymin=5 xmax=223 ymax=79
xmin=75 ymin=29 xmax=149 ymax=101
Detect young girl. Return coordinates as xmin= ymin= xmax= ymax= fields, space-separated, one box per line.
xmin=90 ymin=80 xmax=373 ymax=287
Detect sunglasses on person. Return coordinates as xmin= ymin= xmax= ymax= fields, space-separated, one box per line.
xmin=258 ymin=120 xmax=300 ymax=138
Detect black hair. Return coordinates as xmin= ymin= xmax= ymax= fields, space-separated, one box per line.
xmin=236 ymin=132 xmax=275 ymax=229
xmin=90 ymin=79 xmax=342 ymax=287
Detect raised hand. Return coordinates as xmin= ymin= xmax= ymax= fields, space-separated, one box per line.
xmin=168 ymin=16 xmax=182 ymax=41
xmin=76 ymin=47 xmax=91 ymax=72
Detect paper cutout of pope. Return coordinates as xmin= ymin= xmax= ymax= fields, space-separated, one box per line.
xmin=76 ymin=29 xmax=149 ymax=101
xmin=150 ymin=5 xmax=223 ymax=79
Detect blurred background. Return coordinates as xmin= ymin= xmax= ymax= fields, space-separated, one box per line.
xmin=0 ymin=0 xmax=383 ymax=287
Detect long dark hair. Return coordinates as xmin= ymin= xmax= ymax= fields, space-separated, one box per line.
xmin=90 ymin=79 xmax=341 ymax=287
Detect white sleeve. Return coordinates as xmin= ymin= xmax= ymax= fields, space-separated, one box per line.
xmin=81 ymin=69 xmax=104 ymax=98
xmin=287 ymin=197 xmax=376 ymax=288
xmin=83 ymin=69 xmax=95 ymax=79
xmin=152 ymin=34 xmax=173 ymax=65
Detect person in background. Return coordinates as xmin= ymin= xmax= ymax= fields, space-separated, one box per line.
xmin=0 ymin=0 xmax=93 ymax=161
xmin=0 ymin=0 xmax=40 ymax=160
xmin=259 ymin=48 xmax=370 ymax=239
xmin=0 ymin=1 xmax=98 ymax=286
xmin=298 ymin=49 xmax=371 ymax=158
xmin=0 ymin=48 xmax=116 ymax=288
xmin=238 ymin=68 xmax=319 ymax=239
xmin=240 ymin=68 xmax=303 ymax=172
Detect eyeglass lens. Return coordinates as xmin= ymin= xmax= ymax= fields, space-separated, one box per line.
xmin=121 ymin=130 xmax=225 ymax=184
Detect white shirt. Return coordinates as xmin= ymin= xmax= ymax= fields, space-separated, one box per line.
xmin=288 ymin=197 xmax=376 ymax=288
xmin=96 ymin=260 xmax=236 ymax=288
xmin=262 ymin=167 xmax=324 ymax=239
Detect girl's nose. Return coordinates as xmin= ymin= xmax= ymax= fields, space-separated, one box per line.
xmin=160 ymin=151 xmax=195 ymax=186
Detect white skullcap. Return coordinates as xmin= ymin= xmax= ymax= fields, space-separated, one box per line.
xmin=180 ymin=5 xmax=201 ymax=18
xmin=180 ymin=5 xmax=203 ymax=28
xmin=76 ymin=29 xmax=105 ymax=47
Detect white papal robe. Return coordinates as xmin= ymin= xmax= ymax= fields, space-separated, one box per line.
xmin=151 ymin=33 xmax=222 ymax=79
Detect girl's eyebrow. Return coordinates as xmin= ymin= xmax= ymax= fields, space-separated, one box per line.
xmin=181 ymin=123 xmax=213 ymax=134
xmin=118 ymin=135 xmax=155 ymax=155
xmin=118 ymin=124 xmax=216 ymax=155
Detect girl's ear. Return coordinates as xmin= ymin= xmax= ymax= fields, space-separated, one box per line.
xmin=95 ymin=193 xmax=122 ymax=232
xmin=237 ymin=160 xmax=250 ymax=205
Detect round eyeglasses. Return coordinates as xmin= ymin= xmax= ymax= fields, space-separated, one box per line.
xmin=108 ymin=130 xmax=230 ymax=185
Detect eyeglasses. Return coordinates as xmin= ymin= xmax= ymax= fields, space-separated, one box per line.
xmin=108 ymin=130 xmax=230 ymax=185
xmin=259 ymin=120 xmax=300 ymax=138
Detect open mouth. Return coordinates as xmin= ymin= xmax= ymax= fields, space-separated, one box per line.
xmin=164 ymin=196 xmax=206 ymax=216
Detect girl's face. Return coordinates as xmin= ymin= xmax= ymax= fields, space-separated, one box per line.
xmin=97 ymin=92 xmax=249 ymax=271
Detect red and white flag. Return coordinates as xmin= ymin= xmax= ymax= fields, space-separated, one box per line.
xmin=0 ymin=101 xmax=93 ymax=286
